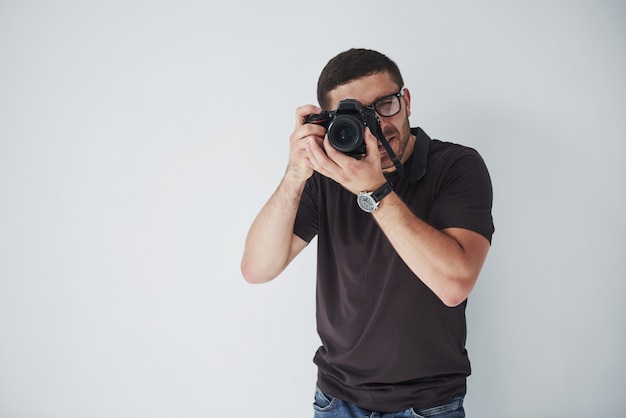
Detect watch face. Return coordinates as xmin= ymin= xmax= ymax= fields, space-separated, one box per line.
xmin=357 ymin=193 xmax=377 ymax=212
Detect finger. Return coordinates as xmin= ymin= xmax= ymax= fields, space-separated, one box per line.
xmin=290 ymin=124 xmax=326 ymax=155
xmin=322 ymin=136 xmax=350 ymax=168
xmin=295 ymin=104 xmax=323 ymax=128
xmin=364 ymin=127 xmax=382 ymax=159
xmin=302 ymin=123 xmax=327 ymax=141
xmin=307 ymin=136 xmax=340 ymax=176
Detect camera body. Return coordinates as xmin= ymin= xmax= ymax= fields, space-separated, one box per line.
xmin=305 ymin=99 xmax=384 ymax=158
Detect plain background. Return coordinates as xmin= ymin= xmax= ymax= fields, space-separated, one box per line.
xmin=1 ymin=1 xmax=625 ymax=417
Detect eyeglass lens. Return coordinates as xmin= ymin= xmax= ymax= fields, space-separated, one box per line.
xmin=374 ymin=93 xmax=402 ymax=117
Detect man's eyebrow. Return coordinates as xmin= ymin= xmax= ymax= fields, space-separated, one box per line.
xmin=366 ymin=91 xmax=398 ymax=107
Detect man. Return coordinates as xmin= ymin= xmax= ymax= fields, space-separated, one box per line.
xmin=241 ymin=48 xmax=494 ymax=417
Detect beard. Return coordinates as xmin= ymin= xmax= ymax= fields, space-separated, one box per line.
xmin=380 ymin=116 xmax=412 ymax=171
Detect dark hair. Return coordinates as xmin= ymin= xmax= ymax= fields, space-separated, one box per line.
xmin=317 ymin=48 xmax=404 ymax=110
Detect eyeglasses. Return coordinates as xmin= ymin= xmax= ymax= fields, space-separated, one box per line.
xmin=366 ymin=91 xmax=404 ymax=117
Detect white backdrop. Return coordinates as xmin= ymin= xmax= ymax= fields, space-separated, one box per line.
xmin=1 ymin=1 xmax=625 ymax=417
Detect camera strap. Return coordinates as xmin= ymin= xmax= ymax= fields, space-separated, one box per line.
xmin=408 ymin=127 xmax=431 ymax=184
xmin=378 ymin=127 xmax=431 ymax=183
xmin=378 ymin=134 xmax=406 ymax=178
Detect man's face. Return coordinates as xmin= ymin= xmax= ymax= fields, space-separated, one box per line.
xmin=326 ymin=71 xmax=413 ymax=172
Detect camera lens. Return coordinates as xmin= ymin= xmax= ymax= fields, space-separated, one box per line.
xmin=327 ymin=116 xmax=364 ymax=153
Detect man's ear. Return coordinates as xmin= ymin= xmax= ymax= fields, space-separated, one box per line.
xmin=403 ymin=87 xmax=411 ymax=118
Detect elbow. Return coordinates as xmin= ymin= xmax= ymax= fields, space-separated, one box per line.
xmin=240 ymin=260 xmax=262 ymax=284
xmin=439 ymin=273 xmax=478 ymax=308
xmin=240 ymin=256 xmax=275 ymax=284
xmin=440 ymin=292 xmax=469 ymax=308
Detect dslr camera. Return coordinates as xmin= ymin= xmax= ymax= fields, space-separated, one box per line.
xmin=305 ymin=99 xmax=385 ymax=159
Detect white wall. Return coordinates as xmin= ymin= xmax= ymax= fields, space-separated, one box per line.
xmin=1 ymin=1 xmax=624 ymax=417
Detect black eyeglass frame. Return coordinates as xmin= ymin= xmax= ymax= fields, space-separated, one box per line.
xmin=364 ymin=90 xmax=405 ymax=118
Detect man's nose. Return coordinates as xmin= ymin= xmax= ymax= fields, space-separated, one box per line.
xmin=377 ymin=115 xmax=393 ymax=132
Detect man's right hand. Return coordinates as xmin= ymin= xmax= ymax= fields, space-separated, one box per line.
xmin=286 ymin=104 xmax=326 ymax=183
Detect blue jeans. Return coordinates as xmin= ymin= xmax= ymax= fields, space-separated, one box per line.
xmin=313 ymin=387 xmax=465 ymax=418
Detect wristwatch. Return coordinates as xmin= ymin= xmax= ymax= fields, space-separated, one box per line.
xmin=356 ymin=181 xmax=393 ymax=213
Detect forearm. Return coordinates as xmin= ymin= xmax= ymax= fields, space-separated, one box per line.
xmin=241 ymin=175 xmax=307 ymax=284
xmin=372 ymin=192 xmax=490 ymax=306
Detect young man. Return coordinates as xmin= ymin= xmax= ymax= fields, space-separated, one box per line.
xmin=241 ymin=48 xmax=494 ymax=417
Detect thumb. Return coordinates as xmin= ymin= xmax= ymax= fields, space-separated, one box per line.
xmin=364 ymin=127 xmax=381 ymax=159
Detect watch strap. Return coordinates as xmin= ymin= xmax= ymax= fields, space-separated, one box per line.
xmin=371 ymin=181 xmax=393 ymax=203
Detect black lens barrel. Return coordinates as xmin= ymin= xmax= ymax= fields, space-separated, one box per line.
xmin=327 ymin=115 xmax=364 ymax=153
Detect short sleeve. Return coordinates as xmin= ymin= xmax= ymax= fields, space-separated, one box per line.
xmin=294 ymin=175 xmax=320 ymax=243
xmin=429 ymin=148 xmax=494 ymax=242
